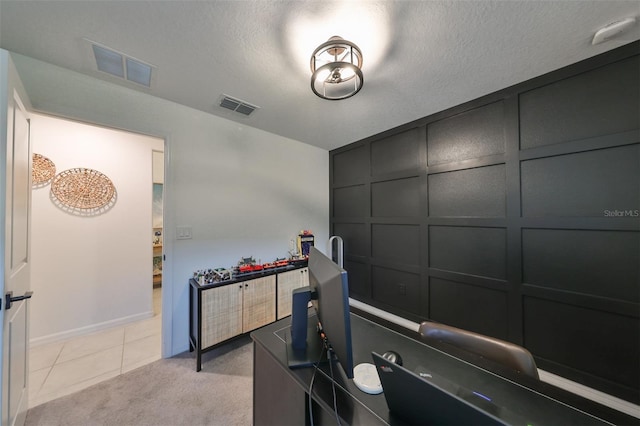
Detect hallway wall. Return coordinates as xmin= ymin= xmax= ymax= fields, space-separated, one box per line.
xmin=30 ymin=113 xmax=164 ymax=344
xmin=12 ymin=53 xmax=330 ymax=356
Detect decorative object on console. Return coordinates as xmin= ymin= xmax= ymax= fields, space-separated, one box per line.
xmin=50 ymin=167 xmax=117 ymax=214
xmin=194 ymin=268 xmax=233 ymax=285
xmin=297 ymin=230 xmax=314 ymax=257
xmin=236 ymin=256 xmax=263 ymax=274
xmin=193 ymin=254 xmax=310 ymax=286
xmin=311 ymin=36 xmax=363 ymax=100
xmin=32 ymin=153 xmax=56 ymax=188
xmin=263 ymin=258 xmax=290 ymax=270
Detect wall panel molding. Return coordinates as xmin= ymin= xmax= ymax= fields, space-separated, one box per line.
xmin=330 ymin=41 xmax=639 ymax=403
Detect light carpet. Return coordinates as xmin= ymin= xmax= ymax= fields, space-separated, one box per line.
xmin=25 ymin=336 xmax=253 ymax=426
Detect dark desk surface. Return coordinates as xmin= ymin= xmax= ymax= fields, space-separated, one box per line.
xmin=251 ymin=311 xmax=636 ymax=425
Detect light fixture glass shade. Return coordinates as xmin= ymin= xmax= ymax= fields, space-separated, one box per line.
xmin=310 ymin=36 xmax=363 ymax=100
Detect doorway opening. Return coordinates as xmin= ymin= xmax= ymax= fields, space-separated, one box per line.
xmin=27 ymin=113 xmax=165 ymax=407
xmin=152 ymin=150 xmax=164 ymax=333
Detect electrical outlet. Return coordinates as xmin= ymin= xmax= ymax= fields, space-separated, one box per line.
xmin=398 ymin=283 xmax=406 ymax=295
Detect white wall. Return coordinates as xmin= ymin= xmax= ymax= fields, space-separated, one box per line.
xmin=152 ymin=150 xmax=164 ymax=184
xmin=10 ymin=53 xmax=330 ymax=356
xmin=30 ymin=114 xmax=164 ymax=343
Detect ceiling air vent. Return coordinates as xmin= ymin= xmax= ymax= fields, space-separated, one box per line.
xmin=89 ymin=40 xmax=155 ymax=88
xmin=219 ymin=95 xmax=259 ymax=116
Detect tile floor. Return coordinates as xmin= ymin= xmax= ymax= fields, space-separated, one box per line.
xmin=28 ymin=288 xmax=162 ymax=408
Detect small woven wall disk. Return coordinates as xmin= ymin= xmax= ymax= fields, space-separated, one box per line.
xmin=51 ymin=168 xmax=116 ymax=210
xmin=32 ymin=153 xmax=56 ymax=187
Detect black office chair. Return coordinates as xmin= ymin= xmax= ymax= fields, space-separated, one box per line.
xmin=418 ymin=321 xmax=539 ymax=380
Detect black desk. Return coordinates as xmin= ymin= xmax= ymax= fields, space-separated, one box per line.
xmin=251 ymin=311 xmax=635 ymax=425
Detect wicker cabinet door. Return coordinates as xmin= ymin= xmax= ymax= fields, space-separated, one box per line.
xmin=201 ymin=283 xmax=243 ymax=348
xmin=277 ymin=268 xmax=309 ymax=319
xmin=242 ymin=275 xmax=276 ymax=332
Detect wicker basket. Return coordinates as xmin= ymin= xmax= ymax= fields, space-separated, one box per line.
xmin=51 ymin=167 xmax=117 ymax=212
xmin=32 ymin=153 xmax=56 ymax=188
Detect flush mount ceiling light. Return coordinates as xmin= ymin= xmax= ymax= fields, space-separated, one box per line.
xmin=310 ymin=36 xmax=363 ymax=100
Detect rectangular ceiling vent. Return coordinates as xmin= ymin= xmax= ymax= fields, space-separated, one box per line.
xmin=89 ymin=41 xmax=155 ymax=88
xmin=219 ymin=95 xmax=259 ymax=116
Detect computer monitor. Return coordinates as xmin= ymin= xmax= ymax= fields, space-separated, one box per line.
xmin=287 ymin=247 xmax=354 ymax=379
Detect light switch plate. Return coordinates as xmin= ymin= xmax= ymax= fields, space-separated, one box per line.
xmin=176 ymin=226 xmax=192 ymax=240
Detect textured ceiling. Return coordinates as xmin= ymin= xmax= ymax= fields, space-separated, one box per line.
xmin=1 ymin=1 xmax=639 ymax=151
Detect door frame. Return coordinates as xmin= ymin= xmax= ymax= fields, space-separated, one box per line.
xmin=2 ymin=86 xmax=32 ymax=426
xmin=1 ymin=48 xmax=34 ymax=426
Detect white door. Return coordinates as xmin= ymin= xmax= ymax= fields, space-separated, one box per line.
xmin=2 ymin=91 xmax=32 ymax=426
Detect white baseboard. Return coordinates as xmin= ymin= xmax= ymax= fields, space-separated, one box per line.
xmin=349 ymin=298 xmax=640 ymax=419
xmin=538 ymin=369 xmax=640 ymax=419
xmin=349 ymin=298 xmax=420 ymax=332
xmin=30 ymin=311 xmax=154 ymax=348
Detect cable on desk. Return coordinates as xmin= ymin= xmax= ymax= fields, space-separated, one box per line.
xmin=326 ymin=346 xmax=342 ymax=426
xmin=308 ymin=328 xmax=342 ymax=426
xmin=308 ymin=333 xmax=328 ymax=426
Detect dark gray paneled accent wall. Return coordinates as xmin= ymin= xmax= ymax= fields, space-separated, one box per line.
xmin=427 ymin=100 xmax=505 ymax=165
xmin=519 ymin=56 xmax=639 ymax=149
xmin=521 ymin=145 xmax=639 ymax=217
xmin=372 ymin=266 xmax=422 ymax=315
xmin=430 ymin=277 xmax=509 ymax=340
xmin=372 ymin=178 xmax=421 ymax=217
xmin=428 ymin=165 xmax=506 ymax=217
xmin=523 ymin=298 xmax=639 ymax=396
xmin=371 ymin=126 xmax=425 ymax=175
xmin=429 ymin=226 xmax=507 ymax=280
xmin=522 ymin=229 xmax=639 ymax=302
xmin=330 ymin=42 xmax=640 ymax=403
xmin=333 ymin=185 xmax=367 ymax=217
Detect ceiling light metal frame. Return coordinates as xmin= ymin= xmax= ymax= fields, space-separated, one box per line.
xmin=310 ymin=36 xmax=363 ymax=100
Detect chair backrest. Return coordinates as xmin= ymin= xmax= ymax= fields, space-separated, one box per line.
xmin=418 ymin=321 xmax=539 ymax=380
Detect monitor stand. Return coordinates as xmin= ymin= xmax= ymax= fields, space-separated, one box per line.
xmin=286 ymin=320 xmax=329 ymax=369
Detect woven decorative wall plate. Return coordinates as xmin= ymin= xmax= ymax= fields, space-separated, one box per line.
xmin=51 ymin=168 xmax=117 ymax=211
xmin=32 ymin=153 xmax=56 ymax=187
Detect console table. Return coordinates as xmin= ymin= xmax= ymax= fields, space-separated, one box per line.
xmin=251 ymin=311 xmax=635 ymax=425
xmin=189 ymin=263 xmax=307 ymax=371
